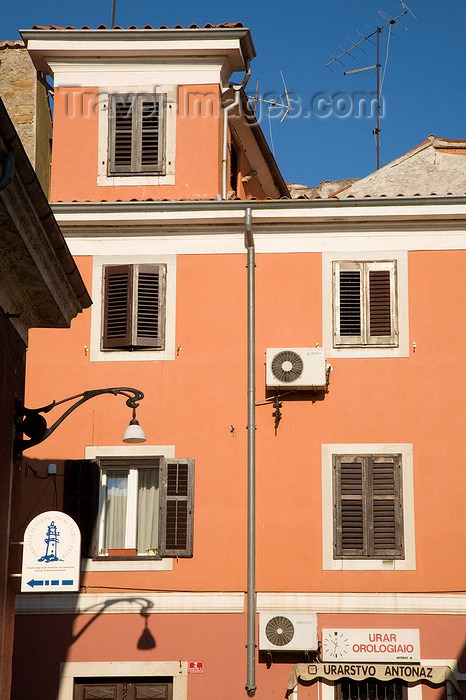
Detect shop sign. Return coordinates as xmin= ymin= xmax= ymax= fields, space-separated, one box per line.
xmin=21 ymin=511 xmax=80 ymax=592
xmin=322 ymin=629 xmax=420 ymax=662
xmin=286 ymin=663 xmax=460 ymax=693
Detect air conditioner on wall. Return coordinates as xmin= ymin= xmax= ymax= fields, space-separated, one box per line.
xmin=259 ymin=613 xmax=318 ymax=651
xmin=266 ymin=348 xmax=328 ymax=390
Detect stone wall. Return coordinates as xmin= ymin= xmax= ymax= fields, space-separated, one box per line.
xmin=0 ymin=42 xmax=52 ymax=195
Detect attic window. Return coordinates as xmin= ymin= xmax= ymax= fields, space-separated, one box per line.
xmin=108 ymin=94 xmax=165 ymax=175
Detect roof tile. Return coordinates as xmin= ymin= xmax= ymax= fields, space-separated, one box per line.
xmin=31 ymin=22 xmax=244 ymax=31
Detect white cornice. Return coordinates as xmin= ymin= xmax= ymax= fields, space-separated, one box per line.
xmin=257 ymin=593 xmax=466 ymax=615
xmin=16 ymin=591 xmax=245 ymax=615
xmin=52 ymin=201 xmax=466 ymax=228
xmin=21 ymin=29 xmax=254 ymax=75
xmin=15 ymin=591 xmax=465 ymax=615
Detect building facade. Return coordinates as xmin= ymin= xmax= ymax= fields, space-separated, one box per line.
xmin=11 ymin=24 xmax=466 ymax=700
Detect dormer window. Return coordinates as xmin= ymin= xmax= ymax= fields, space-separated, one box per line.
xmin=108 ymin=94 xmax=165 ymax=175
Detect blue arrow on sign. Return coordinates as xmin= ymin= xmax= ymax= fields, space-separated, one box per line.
xmin=27 ymin=579 xmax=44 ymax=588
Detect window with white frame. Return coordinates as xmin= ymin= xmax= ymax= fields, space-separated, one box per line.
xmin=58 ymin=662 xmax=187 ymax=700
xmin=64 ymin=457 xmax=194 ymax=559
xmin=333 ymin=260 xmax=398 ymax=347
xmin=322 ymin=252 xmax=409 ymax=358
xmin=102 ymin=263 xmax=166 ymax=351
xmin=321 ymin=443 xmax=415 ymax=571
xmin=89 ymin=254 xmax=176 ymax=362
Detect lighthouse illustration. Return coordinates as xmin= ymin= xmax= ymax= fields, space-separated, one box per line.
xmin=38 ymin=521 xmax=63 ymax=562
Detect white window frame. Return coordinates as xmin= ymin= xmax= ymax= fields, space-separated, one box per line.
xmin=323 ymin=251 xmax=409 ymax=358
xmin=58 ymin=661 xmax=187 ymax=700
xmin=84 ymin=445 xmax=175 ymax=572
xmin=90 ymin=254 xmax=176 ymax=362
xmin=97 ymin=84 xmax=177 ymax=186
xmin=322 ymin=443 xmax=416 ymax=571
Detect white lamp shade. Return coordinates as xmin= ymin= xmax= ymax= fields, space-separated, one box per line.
xmin=123 ymin=419 xmax=146 ymax=443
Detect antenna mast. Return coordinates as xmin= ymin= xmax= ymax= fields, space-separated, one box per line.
xmin=323 ymin=2 xmax=415 ymax=169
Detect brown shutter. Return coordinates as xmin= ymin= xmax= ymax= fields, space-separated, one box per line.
xmin=339 ymin=270 xmax=362 ymax=336
xmin=109 ymin=94 xmax=164 ymax=175
xmin=334 ymin=455 xmax=365 ymax=556
xmin=140 ymin=96 xmax=164 ymax=173
xmin=63 ymin=460 xmax=99 ymax=558
xmin=102 ymin=264 xmax=133 ymax=348
xmin=109 ymin=96 xmax=134 ymax=173
xmin=369 ymin=455 xmax=403 ymax=558
xmin=369 ymin=270 xmax=392 ymax=336
xmin=334 ymin=454 xmax=404 ymax=560
xmin=159 ymin=458 xmax=194 ymax=557
xmin=134 ymin=264 xmax=166 ymax=348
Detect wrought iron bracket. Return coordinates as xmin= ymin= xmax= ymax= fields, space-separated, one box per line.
xmin=14 ymin=387 xmax=144 ymax=459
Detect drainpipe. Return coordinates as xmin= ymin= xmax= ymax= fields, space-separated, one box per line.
xmin=0 ymin=150 xmax=15 ymax=191
xmin=244 ymin=206 xmax=256 ymax=696
xmin=221 ymin=60 xmax=251 ymax=200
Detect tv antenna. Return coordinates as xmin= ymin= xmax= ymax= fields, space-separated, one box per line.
xmin=323 ymin=1 xmax=416 ymax=169
xmin=247 ymin=72 xmax=293 ymax=155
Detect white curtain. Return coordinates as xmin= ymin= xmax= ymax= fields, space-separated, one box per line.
xmin=105 ymin=470 xmax=128 ymax=549
xmin=137 ymin=468 xmax=159 ymax=553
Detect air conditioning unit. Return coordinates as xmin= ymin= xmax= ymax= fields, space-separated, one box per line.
xmin=259 ymin=613 xmax=318 ymax=651
xmin=266 ymin=348 xmax=328 ymax=390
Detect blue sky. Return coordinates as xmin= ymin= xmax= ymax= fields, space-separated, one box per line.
xmin=1 ymin=0 xmax=465 ymax=187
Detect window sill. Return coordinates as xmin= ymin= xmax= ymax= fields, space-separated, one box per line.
xmin=83 ymin=557 xmax=173 ymax=572
xmin=323 ymin=557 xmax=415 ymax=571
xmin=328 ymin=345 xmax=409 ymax=358
xmin=97 ymin=172 xmax=175 ymax=187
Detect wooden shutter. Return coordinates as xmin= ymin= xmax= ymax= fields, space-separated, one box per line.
xmin=333 ymin=262 xmax=364 ymax=346
xmin=102 ymin=264 xmax=166 ymax=350
xmin=109 ymin=96 xmax=134 ymax=173
xmin=366 ymin=261 xmax=398 ymax=346
xmin=333 ymin=261 xmax=398 ymax=347
xmin=369 ymin=455 xmax=403 ymax=558
xmin=140 ymin=96 xmax=164 ymax=173
xmin=334 ymin=454 xmax=403 ymax=559
xmin=134 ymin=264 xmax=166 ymax=348
xmin=63 ymin=460 xmax=99 ymax=558
xmin=159 ymin=458 xmax=194 ymax=557
xmin=102 ymin=264 xmax=133 ymax=348
xmin=369 ymin=270 xmax=391 ymax=335
xmin=334 ymin=455 xmax=365 ymax=557
xmin=108 ymin=94 xmax=164 ymax=175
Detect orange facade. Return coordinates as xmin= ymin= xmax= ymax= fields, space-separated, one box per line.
xmin=11 ymin=24 xmax=465 ymax=700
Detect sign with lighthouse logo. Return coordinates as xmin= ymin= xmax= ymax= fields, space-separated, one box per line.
xmin=21 ymin=511 xmax=81 ymax=592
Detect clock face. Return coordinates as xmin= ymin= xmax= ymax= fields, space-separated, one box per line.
xmin=323 ymin=631 xmax=350 ymax=659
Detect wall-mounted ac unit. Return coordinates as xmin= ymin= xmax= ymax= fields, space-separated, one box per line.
xmin=259 ymin=613 xmax=318 ymax=651
xmin=266 ymin=348 xmax=328 ymax=390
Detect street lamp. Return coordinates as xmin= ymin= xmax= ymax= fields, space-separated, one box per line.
xmin=14 ymin=387 xmax=146 ymax=458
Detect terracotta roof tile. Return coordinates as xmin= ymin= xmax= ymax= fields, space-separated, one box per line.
xmin=0 ymin=40 xmax=25 ymax=49
xmin=31 ymin=22 xmax=244 ymax=31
